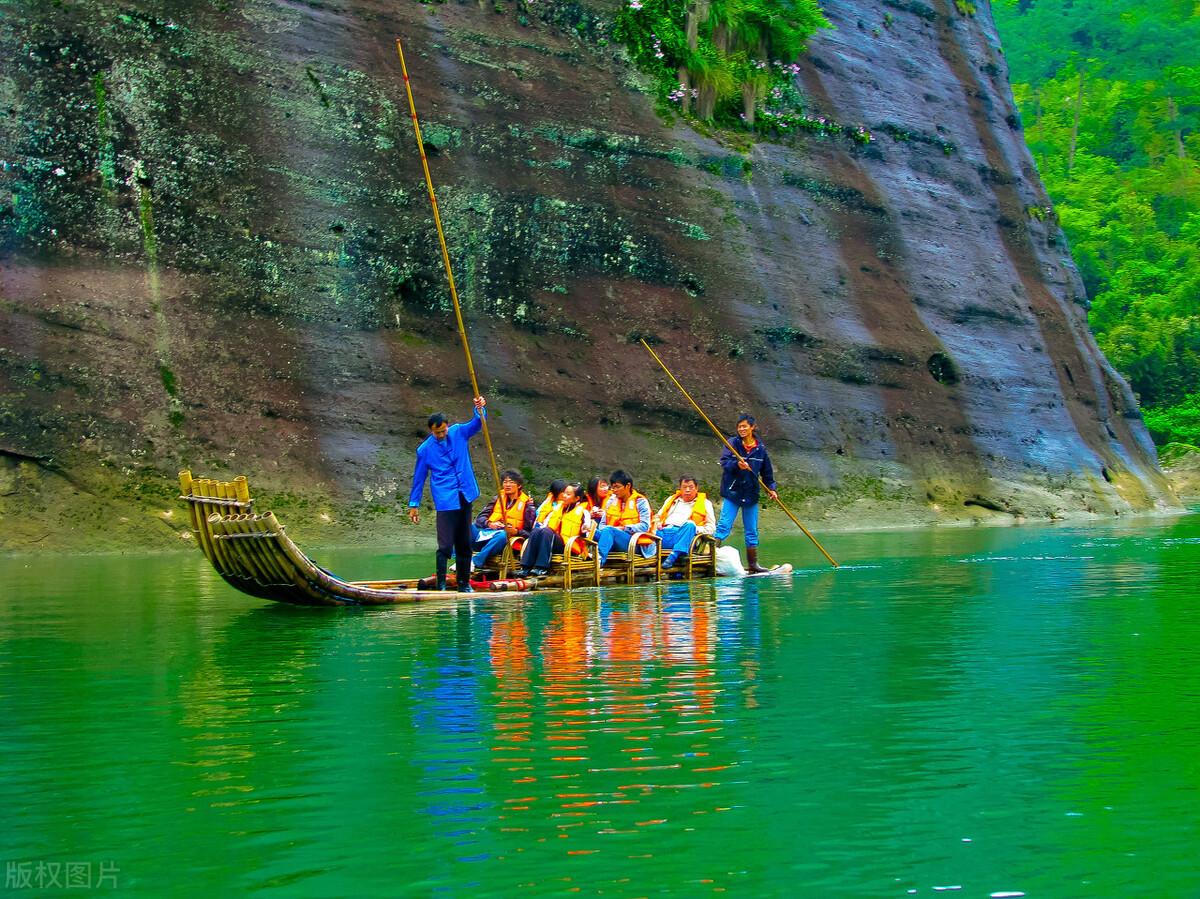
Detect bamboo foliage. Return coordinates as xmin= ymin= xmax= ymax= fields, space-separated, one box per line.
xmin=616 ymin=0 xmax=827 ymax=123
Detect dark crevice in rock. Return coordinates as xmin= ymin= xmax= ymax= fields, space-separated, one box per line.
xmin=927 ymin=352 xmax=959 ymax=385
xmin=964 ymin=496 xmax=1014 ymax=514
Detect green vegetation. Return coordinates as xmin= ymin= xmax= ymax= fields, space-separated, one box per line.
xmin=612 ymin=0 xmax=871 ymax=141
xmin=993 ymin=0 xmax=1200 ymax=447
xmin=159 ymin=364 xmax=177 ymax=397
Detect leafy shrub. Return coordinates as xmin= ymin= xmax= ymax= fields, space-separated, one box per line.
xmin=613 ymin=0 xmax=836 ymax=132
xmin=1142 ymin=395 xmax=1200 ymax=446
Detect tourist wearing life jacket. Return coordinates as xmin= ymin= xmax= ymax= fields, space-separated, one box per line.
xmin=583 ymin=476 xmax=609 ymax=537
xmin=470 ymin=469 xmax=535 ymax=570
xmin=594 ymin=470 xmax=654 ymax=565
xmin=534 ymin=478 xmax=568 ymax=525
xmin=656 ymin=475 xmax=716 ymax=570
xmin=408 ymin=396 xmax=487 ymax=591
xmin=714 ymin=413 xmax=778 ymax=573
xmin=518 ymin=481 xmax=590 ymax=576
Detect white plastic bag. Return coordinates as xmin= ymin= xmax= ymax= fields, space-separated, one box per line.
xmin=715 ymin=545 xmax=746 ymax=577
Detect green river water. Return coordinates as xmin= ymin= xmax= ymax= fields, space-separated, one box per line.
xmin=2 ymin=515 xmax=1199 ymax=897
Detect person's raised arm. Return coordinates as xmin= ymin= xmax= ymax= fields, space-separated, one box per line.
xmin=462 ymin=396 xmax=486 ymax=440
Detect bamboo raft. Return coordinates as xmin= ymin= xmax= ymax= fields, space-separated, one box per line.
xmin=180 ymin=470 xmax=721 ymax=606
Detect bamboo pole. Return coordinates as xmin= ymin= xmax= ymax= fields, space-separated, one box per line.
xmin=179 ymin=470 xmax=217 ymax=566
xmin=227 ymin=514 xmax=271 ymax=586
xmin=195 ymin=479 xmax=227 ymax=574
xmin=395 ymin=36 xmax=504 ymax=509
xmin=215 ymin=481 xmax=243 ymax=576
xmin=224 ymin=478 xmax=273 ymax=584
xmin=245 ymin=514 xmax=291 ymax=587
xmin=639 ymin=339 xmax=839 ymax=568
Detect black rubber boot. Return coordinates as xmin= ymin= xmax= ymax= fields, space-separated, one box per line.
xmin=746 ymin=547 xmax=769 ymax=574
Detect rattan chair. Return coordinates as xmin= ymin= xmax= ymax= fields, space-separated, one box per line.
xmin=602 ymin=532 xmax=663 ymax=585
xmin=474 ymin=536 xmax=525 ymax=580
xmin=547 ymin=536 xmax=601 ymax=590
xmin=664 ymin=532 xmax=717 ymax=579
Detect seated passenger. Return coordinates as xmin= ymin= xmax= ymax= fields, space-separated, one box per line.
xmin=583 ymin=476 xmax=609 ymax=536
xmin=471 ymin=469 xmax=535 ymax=570
xmin=594 ymin=470 xmax=653 ymax=566
xmin=534 ymin=478 xmax=568 ymax=524
xmin=518 ymin=481 xmax=588 ymax=576
xmin=656 ymin=475 xmax=716 ymax=570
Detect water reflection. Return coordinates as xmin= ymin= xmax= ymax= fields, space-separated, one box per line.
xmin=471 ymin=586 xmax=758 ymax=882
xmin=3 ymin=515 xmax=1200 ymax=895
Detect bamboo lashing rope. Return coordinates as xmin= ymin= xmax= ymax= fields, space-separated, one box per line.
xmin=396 ymin=37 xmax=504 ymax=508
xmin=639 ymin=339 xmax=839 ymax=568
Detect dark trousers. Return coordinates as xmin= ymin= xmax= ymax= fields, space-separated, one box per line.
xmin=521 ymin=528 xmax=564 ymax=570
xmin=436 ymin=495 xmax=473 ymax=585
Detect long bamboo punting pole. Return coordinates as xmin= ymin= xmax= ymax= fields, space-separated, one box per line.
xmin=639 ymin=339 xmax=839 ymax=569
xmin=396 ymin=36 xmax=503 ymax=505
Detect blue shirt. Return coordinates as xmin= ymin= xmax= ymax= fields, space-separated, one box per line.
xmin=408 ymin=408 xmax=485 ymax=511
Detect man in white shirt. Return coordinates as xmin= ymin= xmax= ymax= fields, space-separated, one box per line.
xmin=656 ymin=475 xmax=716 ymax=570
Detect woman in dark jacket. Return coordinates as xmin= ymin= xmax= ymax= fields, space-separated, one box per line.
xmin=714 ymin=413 xmax=778 ymax=573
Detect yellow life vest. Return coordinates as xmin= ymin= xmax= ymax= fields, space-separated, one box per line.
xmin=603 ymin=490 xmax=646 ymax=529
xmin=535 ymin=493 xmax=555 ymax=525
xmin=658 ymin=491 xmax=708 ymax=527
xmin=488 ymin=491 xmax=531 ymax=531
xmin=545 ymin=502 xmax=587 ymax=554
xmin=546 ymin=503 xmax=586 ymax=539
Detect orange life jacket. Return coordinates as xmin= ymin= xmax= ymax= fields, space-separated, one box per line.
xmin=488 ymin=491 xmax=531 ymax=531
xmin=603 ymin=490 xmax=647 ymax=529
xmin=658 ymin=491 xmax=709 ymax=528
xmin=546 ymin=502 xmax=587 ymax=554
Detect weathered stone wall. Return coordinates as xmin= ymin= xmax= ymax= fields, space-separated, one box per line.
xmin=0 ymin=0 xmax=1179 ymax=550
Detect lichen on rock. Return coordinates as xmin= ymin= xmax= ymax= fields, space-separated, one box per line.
xmin=0 ymin=0 xmax=1180 ymax=551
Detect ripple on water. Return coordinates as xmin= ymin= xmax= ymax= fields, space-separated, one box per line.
xmin=3 ymin=519 xmax=1200 ymax=894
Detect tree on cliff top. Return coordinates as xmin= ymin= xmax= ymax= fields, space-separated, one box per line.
xmin=995 ymin=0 xmax=1200 ymax=446
xmin=614 ymin=0 xmax=827 ymax=125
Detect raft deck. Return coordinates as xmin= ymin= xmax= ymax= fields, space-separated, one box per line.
xmin=179 ymin=471 xmax=722 ymax=606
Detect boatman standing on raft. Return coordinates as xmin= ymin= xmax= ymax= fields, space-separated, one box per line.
xmin=714 ymin=413 xmax=777 ymax=574
xmin=407 ymin=396 xmax=487 ymax=592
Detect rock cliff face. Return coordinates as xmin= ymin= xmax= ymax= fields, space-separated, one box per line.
xmin=0 ymin=0 xmax=1179 ymax=550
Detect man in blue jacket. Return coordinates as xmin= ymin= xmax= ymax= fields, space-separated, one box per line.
xmin=408 ymin=396 xmax=487 ymax=591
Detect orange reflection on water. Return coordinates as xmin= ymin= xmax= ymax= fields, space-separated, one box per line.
xmin=489 ymin=611 xmax=531 ymax=676
xmin=482 ymin=588 xmax=741 ymax=879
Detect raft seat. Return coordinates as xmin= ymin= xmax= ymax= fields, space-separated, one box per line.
xmin=602 ymin=533 xmax=663 ymax=586
xmin=667 ymin=533 xmax=717 ymax=580
xmin=472 ymin=536 xmax=524 ymax=581
xmin=547 ymin=536 xmax=601 ymax=590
